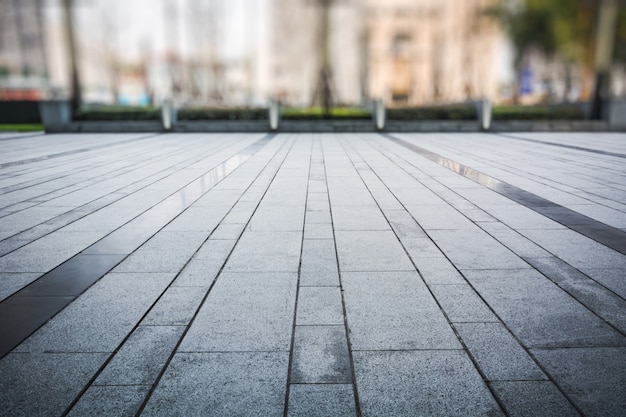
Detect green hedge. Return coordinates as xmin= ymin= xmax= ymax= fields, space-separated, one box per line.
xmin=492 ymin=105 xmax=585 ymax=120
xmin=387 ymin=105 xmax=477 ymax=120
xmin=282 ymin=107 xmax=371 ymax=120
xmin=74 ymin=106 xmax=160 ymax=121
xmin=177 ymin=108 xmax=267 ymax=120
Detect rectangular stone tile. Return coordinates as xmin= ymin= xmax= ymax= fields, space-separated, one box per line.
xmin=95 ymin=325 xmax=184 ymax=386
xmin=335 ymin=231 xmax=414 ymax=272
xmin=478 ymin=222 xmax=552 ymax=258
xmin=291 ymin=325 xmax=351 ymax=384
xmin=0 ymin=231 xmax=105 ymax=272
xmin=296 ymin=286 xmax=344 ymax=325
xmin=300 ymin=239 xmax=337 ymax=278
xmin=464 ymin=269 xmax=626 ymax=348
xmin=402 ymin=237 xmax=445 ymax=259
xmin=384 ymin=209 xmax=426 ymax=238
xmin=112 ymin=249 xmax=191 ymax=273
xmin=194 ymin=239 xmax=236 ymax=260
xmin=179 ymin=272 xmax=296 ymax=352
xmin=519 ymin=229 xmax=626 ymax=270
xmin=428 ymin=229 xmax=529 ymax=270
xmin=224 ymin=231 xmax=302 ymax=272
xmin=455 ymin=322 xmax=546 ymax=381
xmin=525 ymin=257 xmax=626 ymax=333
xmin=68 ymin=385 xmax=150 ymax=417
xmin=0 ymin=272 xmax=41 ymax=301
xmin=406 ymin=204 xmax=476 ymax=230
xmin=287 ymin=384 xmax=356 ymax=417
xmin=304 ymin=222 xmax=334 ymax=239
xmin=16 ymin=272 xmax=174 ymax=353
xmin=305 ymin=210 xmax=332 ymax=224
xmin=430 ymin=284 xmax=497 ymax=322
xmin=142 ymin=351 xmax=288 ymax=417
xmin=331 ymin=205 xmax=390 ymax=231
xmin=353 ymin=350 xmax=503 ymax=417
xmin=0 ymin=352 xmax=108 ymax=417
xmin=531 ymin=347 xmax=626 ymax=417
xmin=209 ymin=222 xmax=246 ymax=239
xmin=171 ymin=258 xmax=222 ymax=287
xmin=490 ymin=381 xmax=579 ymax=417
xmin=162 ymin=206 xmax=227 ymax=232
xmin=342 ymin=271 xmax=460 ymax=350
xmin=579 ymin=268 xmax=626 ymax=300
xmin=142 ymin=286 xmax=206 ymax=325
xmin=247 ymin=205 xmax=305 ymax=231
xmin=413 ymin=257 xmax=466 ymax=284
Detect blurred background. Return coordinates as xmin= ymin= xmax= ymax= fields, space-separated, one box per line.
xmin=0 ymin=0 xmax=625 ymax=112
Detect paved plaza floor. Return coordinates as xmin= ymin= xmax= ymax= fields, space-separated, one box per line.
xmin=0 ymin=131 xmax=625 ymax=416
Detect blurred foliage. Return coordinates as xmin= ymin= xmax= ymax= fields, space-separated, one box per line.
xmin=74 ymin=105 xmax=160 ymax=121
xmin=486 ymin=0 xmax=596 ymax=67
xmin=493 ymin=103 xmax=585 ymax=120
xmin=386 ymin=105 xmax=477 ymax=120
xmin=0 ymin=124 xmax=44 ymax=131
xmin=282 ymin=107 xmax=371 ymax=120
xmin=489 ymin=0 xmax=626 ymax=65
xmin=178 ymin=108 xmax=267 ymax=120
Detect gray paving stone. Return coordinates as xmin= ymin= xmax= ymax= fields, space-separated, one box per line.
xmin=478 ymin=222 xmax=553 ymax=258
xmin=0 ymin=352 xmax=108 ymax=417
xmin=383 ymin=209 xmax=426 ymax=238
xmin=343 ymin=271 xmax=460 ymax=350
xmin=16 ymin=272 xmax=174 ymax=353
xmin=406 ymin=204 xmax=476 ymax=230
xmin=300 ymin=239 xmax=338 ymax=278
xmin=210 ymin=222 xmax=246 ymax=239
xmin=464 ymin=269 xmax=626 ymax=348
xmin=68 ymin=385 xmax=150 ymax=417
xmin=248 ymin=205 xmax=306 ymax=231
xmin=291 ymin=325 xmax=351 ymax=383
xmin=162 ymin=206 xmax=227 ymax=231
xmin=428 ymin=229 xmax=530 ymax=270
xmin=225 ymin=231 xmax=302 ymax=272
xmin=353 ymin=350 xmax=503 ymax=417
xmin=142 ymin=351 xmax=288 ymax=417
xmin=171 ymin=258 xmax=222 ymax=287
xmin=531 ymin=347 xmax=626 ymax=417
xmin=402 ymin=237 xmax=445 ymax=259
xmin=287 ymin=384 xmax=356 ymax=417
xmin=430 ymin=284 xmax=497 ymax=322
xmin=296 ymin=286 xmax=344 ymax=325
xmin=112 ymin=248 xmax=195 ymax=273
xmin=490 ymin=381 xmax=580 ymax=417
xmin=194 ymin=238 xmax=236 ymax=260
xmin=519 ymin=228 xmax=626 ymax=270
xmin=331 ymin=205 xmax=390 ymax=231
xmin=455 ymin=322 xmax=546 ymax=381
xmin=0 ymin=231 xmax=105 ymax=272
xmin=305 ymin=209 xmax=332 ymax=224
xmin=0 ymin=272 xmax=41 ymax=301
xmin=179 ymin=272 xmax=296 ymax=352
xmin=579 ymin=267 xmax=626 ymax=299
xmin=413 ymin=256 xmax=466 ymax=284
xmin=142 ymin=286 xmax=206 ymax=325
xmin=335 ymin=231 xmax=414 ymax=271
xmin=304 ymin=222 xmax=334 ymax=239
xmin=95 ymin=325 xmax=184 ymax=385
xmin=525 ymin=257 xmax=626 ymax=332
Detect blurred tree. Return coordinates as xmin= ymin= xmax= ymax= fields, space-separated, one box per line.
xmin=63 ymin=0 xmax=81 ymax=111
xmin=488 ymin=0 xmax=625 ymax=104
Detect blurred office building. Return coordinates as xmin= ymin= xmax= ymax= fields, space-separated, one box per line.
xmin=0 ymin=0 xmax=49 ymax=99
xmin=271 ymin=0 xmax=504 ymax=107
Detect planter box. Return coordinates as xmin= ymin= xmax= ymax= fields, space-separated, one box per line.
xmin=39 ymin=101 xmax=71 ymax=133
